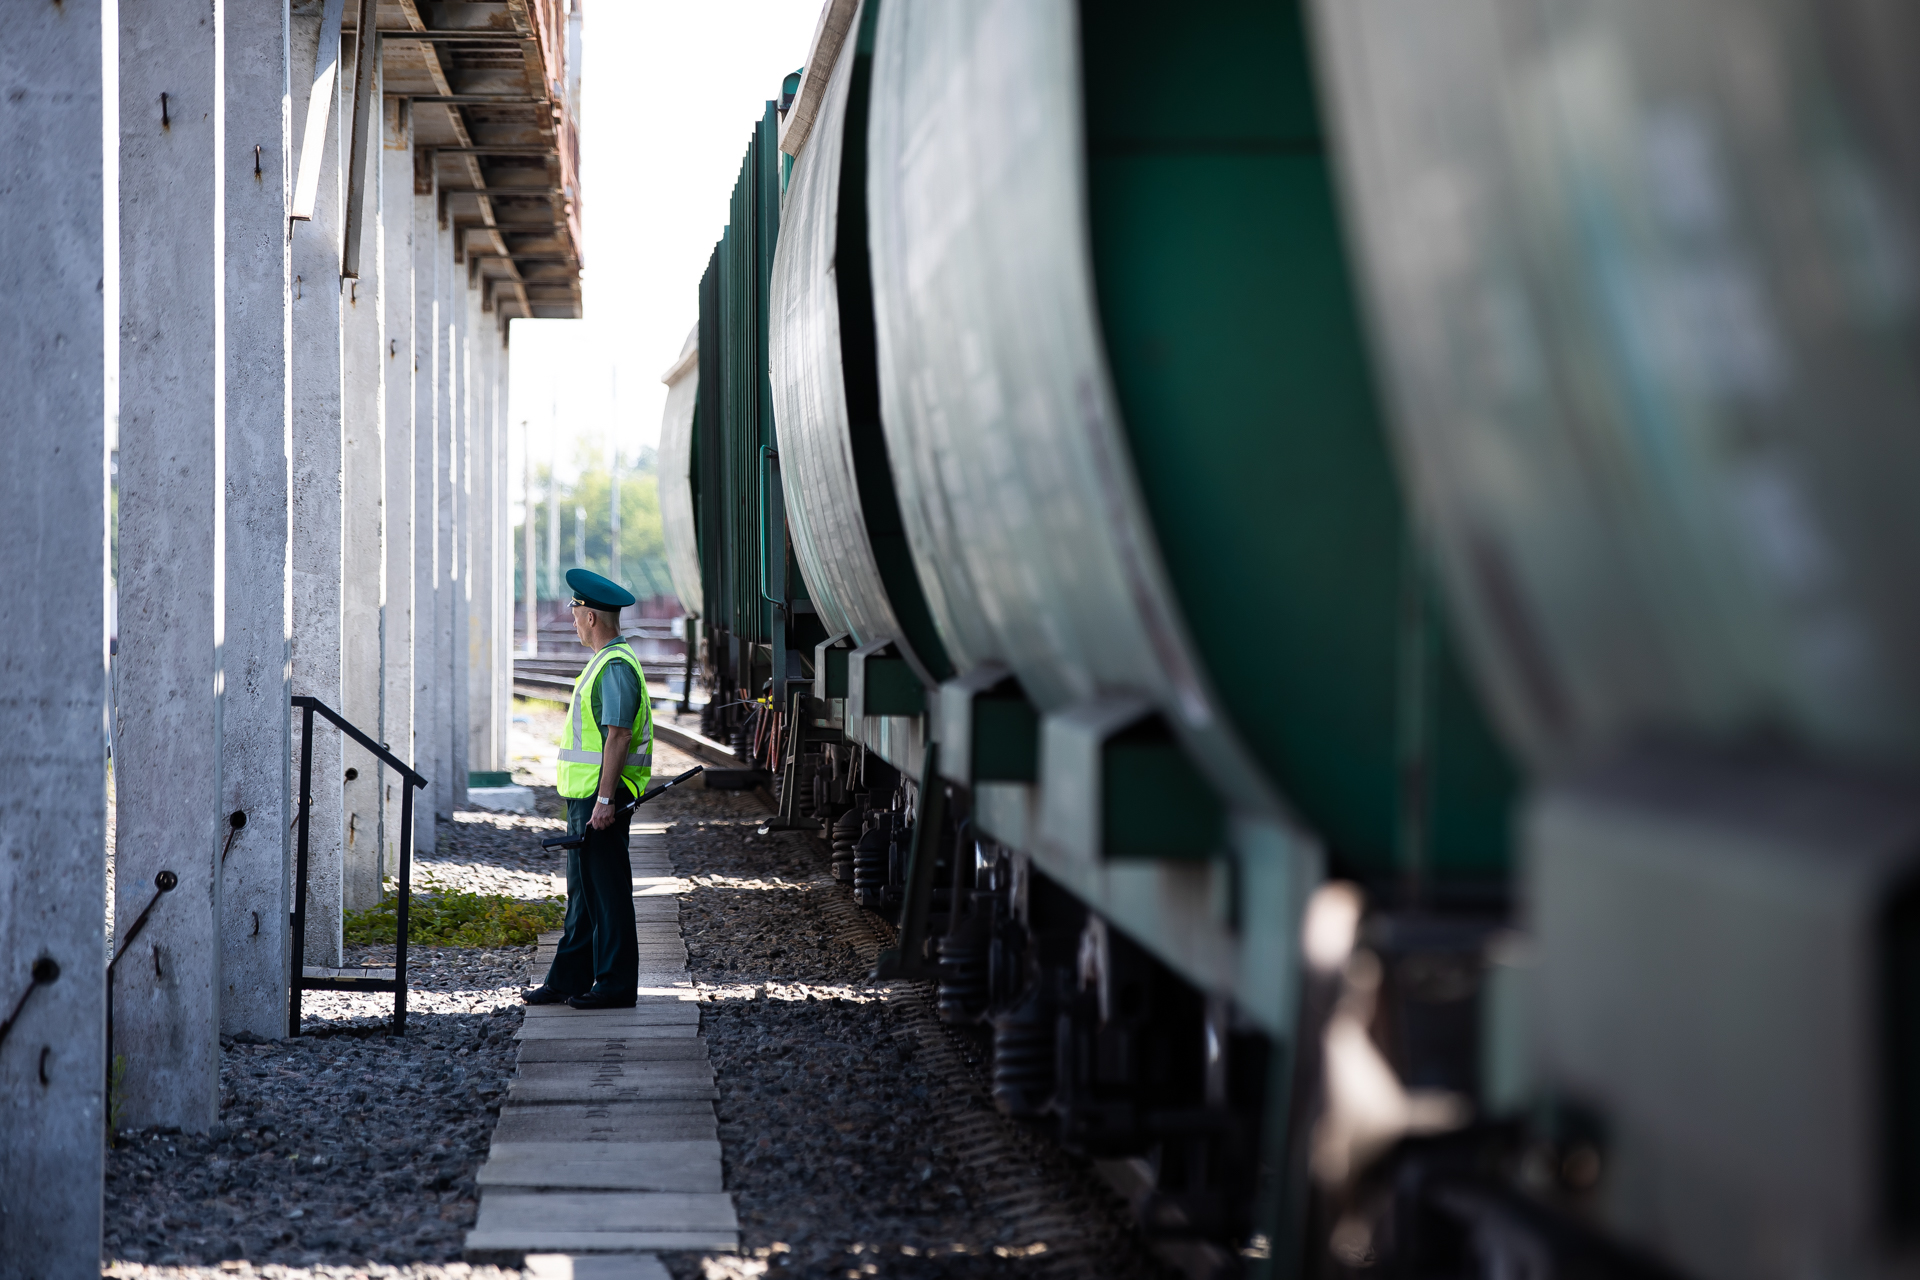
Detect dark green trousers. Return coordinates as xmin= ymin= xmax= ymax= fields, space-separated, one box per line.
xmin=542 ymin=798 xmax=637 ymax=998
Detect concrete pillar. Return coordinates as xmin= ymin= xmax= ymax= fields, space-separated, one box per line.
xmin=495 ymin=329 xmax=514 ymax=763
xmin=339 ymin=40 xmax=384 ymax=912
xmin=382 ymin=97 xmax=416 ymax=876
xmin=290 ymin=3 xmax=346 ymax=969
xmin=433 ymin=218 xmax=458 ymax=819
xmin=413 ymin=183 xmax=442 ymax=839
xmin=116 ymin=0 xmax=224 ymax=1132
xmin=219 ymin=0 xmax=293 ymax=1039
xmin=0 ymin=2 xmax=108 ymax=1267
xmin=469 ymin=314 xmax=496 ymax=774
xmin=450 ymin=264 xmax=471 ymax=809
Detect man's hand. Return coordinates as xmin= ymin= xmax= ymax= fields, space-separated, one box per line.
xmin=589 ymin=725 xmax=634 ymax=830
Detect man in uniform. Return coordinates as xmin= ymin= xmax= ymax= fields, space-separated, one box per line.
xmin=524 ymin=569 xmax=654 ymax=1009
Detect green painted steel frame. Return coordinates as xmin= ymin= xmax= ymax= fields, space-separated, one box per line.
xmin=693 ymin=100 xmax=798 ymax=703
xmin=1078 ymin=0 xmax=1517 ymax=890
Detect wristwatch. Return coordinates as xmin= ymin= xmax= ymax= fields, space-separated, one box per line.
xmin=595 ymin=795 xmax=613 ymax=806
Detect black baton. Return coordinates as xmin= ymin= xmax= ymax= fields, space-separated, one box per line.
xmin=541 ymin=766 xmax=705 ymax=849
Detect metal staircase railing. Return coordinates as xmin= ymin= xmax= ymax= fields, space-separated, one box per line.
xmin=288 ymin=695 xmax=429 ymax=1037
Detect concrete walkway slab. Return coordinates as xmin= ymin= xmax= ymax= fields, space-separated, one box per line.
xmin=507 ymin=1079 xmax=716 ymax=1105
xmin=523 ymin=1254 xmax=671 ymax=1280
xmin=479 ymin=1141 xmax=723 ymax=1192
xmin=469 ymin=1229 xmax=734 ymax=1257
xmin=476 ymin=1192 xmax=738 ymax=1234
xmin=469 ymin=830 xmax=735 ymax=1261
xmin=515 ymin=1038 xmax=712 ymax=1063
xmin=520 ymin=1015 xmax=700 ymax=1033
xmin=512 ymin=1059 xmax=714 ymax=1082
xmin=522 ymin=1002 xmax=699 ymax=1024
xmin=514 ymin=1021 xmax=699 ymax=1041
xmin=492 ymin=1102 xmax=717 ymax=1144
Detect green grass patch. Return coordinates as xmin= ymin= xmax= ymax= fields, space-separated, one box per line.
xmin=344 ymin=874 xmax=565 ymax=948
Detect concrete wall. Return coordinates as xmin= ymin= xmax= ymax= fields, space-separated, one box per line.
xmin=338 ymin=42 xmax=385 ymax=913
xmin=289 ymin=3 xmax=346 ymax=969
xmin=219 ymin=0 xmax=293 ymax=1040
xmin=114 ymin=0 xmax=225 ymax=1134
xmin=0 ymin=2 xmax=108 ymax=1268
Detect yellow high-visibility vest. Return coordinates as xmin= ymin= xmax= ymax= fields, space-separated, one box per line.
xmin=557 ymin=639 xmax=654 ymax=800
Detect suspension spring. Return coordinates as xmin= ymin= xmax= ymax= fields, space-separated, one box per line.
xmin=936 ymin=929 xmax=990 ymax=1024
xmin=991 ymin=989 xmax=1057 ymax=1118
xmin=830 ymin=804 xmax=863 ymax=886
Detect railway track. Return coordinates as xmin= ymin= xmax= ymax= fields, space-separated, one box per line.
xmin=667 ymin=796 xmax=1185 ymax=1279
xmin=514 ymin=625 xmax=692 ymax=699
xmin=806 ymin=869 xmax=1172 ymax=1279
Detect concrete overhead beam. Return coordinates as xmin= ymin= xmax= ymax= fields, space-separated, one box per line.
xmin=0 ymin=1 xmax=108 ymax=1268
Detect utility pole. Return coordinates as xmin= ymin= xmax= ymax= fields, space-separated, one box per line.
xmin=608 ymin=367 xmax=621 ymax=592
xmin=522 ymin=419 xmax=536 ymax=656
xmin=545 ymin=392 xmax=559 ymax=623
xmin=575 ymin=504 xmax=586 ymax=569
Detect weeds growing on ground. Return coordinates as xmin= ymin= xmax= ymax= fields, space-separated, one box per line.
xmin=108 ymin=1054 xmax=128 ymax=1135
xmin=343 ymin=874 xmax=564 ymax=947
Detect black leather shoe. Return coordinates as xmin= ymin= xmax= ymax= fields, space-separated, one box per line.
xmin=565 ymin=990 xmax=638 ymax=1010
xmin=522 ymin=985 xmax=572 ymax=1005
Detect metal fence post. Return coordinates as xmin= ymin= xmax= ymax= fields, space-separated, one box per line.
xmin=394 ymin=780 xmax=414 ymax=1035
xmin=288 ymin=702 xmax=315 ymax=1037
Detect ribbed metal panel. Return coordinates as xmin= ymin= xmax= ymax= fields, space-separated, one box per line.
xmin=695 ymin=256 xmax=726 ymax=643
xmin=767 ymin=1 xmax=901 ymax=648
xmin=657 ymin=323 xmax=703 ymax=620
xmin=1313 ymin=0 xmax=1920 ymax=773
xmin=693 ymin=104 xmax=785 ymax=653
xmin=866 ymin=0 xmax=1274 ymax=812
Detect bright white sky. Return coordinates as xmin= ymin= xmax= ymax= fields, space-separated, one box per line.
xmin=506 ymin=1 xmax=821 ymax=493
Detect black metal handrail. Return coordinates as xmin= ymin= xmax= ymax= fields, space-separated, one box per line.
xmin=289 ymin=695 xmax=429 ymax=1037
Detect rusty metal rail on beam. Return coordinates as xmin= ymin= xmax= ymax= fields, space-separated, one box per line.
xmin=411 ymin=95 xmax=553 ymax=105
xmin=376 ymin=30 xmax=535 ymax=42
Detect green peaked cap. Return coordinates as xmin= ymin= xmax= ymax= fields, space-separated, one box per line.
xmin=565 ymin=568 xmax=634 ymax=611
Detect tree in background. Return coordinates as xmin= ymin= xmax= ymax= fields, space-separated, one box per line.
xmin=517 ymin=443 xmax=676 ymax=606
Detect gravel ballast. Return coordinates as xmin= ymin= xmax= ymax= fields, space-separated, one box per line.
xmin=101 ymin=736 xmax=1176 ymax=1279
xmin=97 ymin=735 xmax=745 ymax=1279
xmin=658 ymin=817 xmax=1179 ymax=1280
xmin=101 ymin=795 xmax=560 ymax=1276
